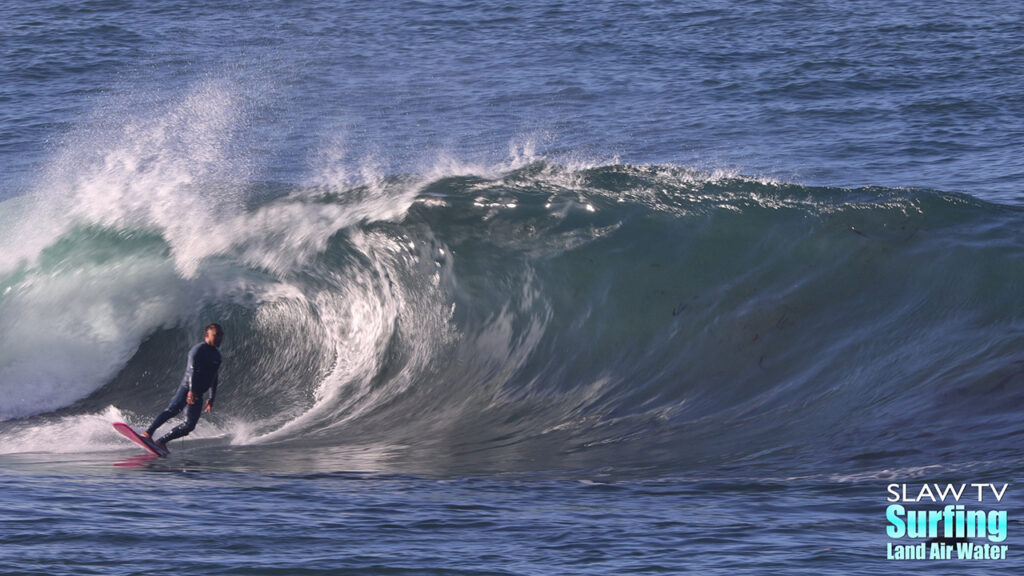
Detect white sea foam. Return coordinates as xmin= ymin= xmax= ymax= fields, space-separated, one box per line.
xmin=0 ymin=406 xmax=128 ymax=454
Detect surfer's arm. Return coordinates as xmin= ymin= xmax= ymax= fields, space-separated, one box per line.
xmin=205 ymin=374 xmax=218 ymax=412
xmin=184 ymin=343 xmax=200 ymax=402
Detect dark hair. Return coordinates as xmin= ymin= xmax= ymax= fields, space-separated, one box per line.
xmin=206 ymin=323 xmax=224 ymax=335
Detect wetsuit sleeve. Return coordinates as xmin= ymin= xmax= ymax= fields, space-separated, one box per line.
xmin=210 ymin=372 xmax=218 ymax=402
xmin=186 ymin=344 xmax=199 ymax=393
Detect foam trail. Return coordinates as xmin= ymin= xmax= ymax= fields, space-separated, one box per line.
xmin=0 ymin=406 xmax=128 ymax=454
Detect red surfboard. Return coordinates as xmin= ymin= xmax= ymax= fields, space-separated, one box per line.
xmin=113 ymin=422 xmax=169 ymax=457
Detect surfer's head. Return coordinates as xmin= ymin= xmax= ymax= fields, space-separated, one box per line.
xmin=205 ymin=323 xmax=224 ymax=347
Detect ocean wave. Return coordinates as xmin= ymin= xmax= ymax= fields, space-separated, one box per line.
xmin=1 ymin=162 xmax=1022 ymax=472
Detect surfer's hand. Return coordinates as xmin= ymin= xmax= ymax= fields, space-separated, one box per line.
xmin=205 ymin=399 xmax=214 ymax=413
xmin=187 ymin=391 xmax=196 ymax=405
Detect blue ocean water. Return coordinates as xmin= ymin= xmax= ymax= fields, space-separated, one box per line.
xmin=1 ymin=1 xmax=1023 ymax=574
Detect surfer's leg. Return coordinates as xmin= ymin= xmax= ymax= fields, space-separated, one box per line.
xmin=157 ymin=400 xmax=203 ymax=444
xmin=146 ymin=385 xmax=189 ymax=436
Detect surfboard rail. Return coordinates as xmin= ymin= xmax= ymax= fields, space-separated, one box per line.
xmin=112 ymin=422 xmax=169 ymax=457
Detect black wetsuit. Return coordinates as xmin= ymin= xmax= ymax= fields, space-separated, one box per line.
xmin=146 ymin=342 xmax=222 ymax=444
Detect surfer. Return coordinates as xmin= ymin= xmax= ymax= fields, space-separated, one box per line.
xmin=142 ymin=323 xmax=224 ymax=448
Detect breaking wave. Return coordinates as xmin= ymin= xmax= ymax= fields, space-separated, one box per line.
xmin=1 ymin=84 xmax=1022 ymax=472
